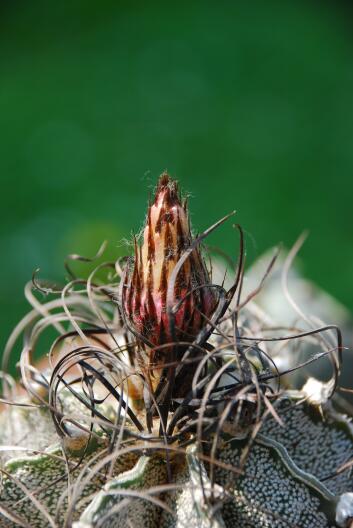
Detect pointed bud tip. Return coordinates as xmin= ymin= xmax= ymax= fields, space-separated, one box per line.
xmin=154 ymin=172 xmax=181 ymax=208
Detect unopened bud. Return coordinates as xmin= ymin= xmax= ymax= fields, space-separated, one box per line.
xmin=123 ymin=173 xmax=216 ymax=349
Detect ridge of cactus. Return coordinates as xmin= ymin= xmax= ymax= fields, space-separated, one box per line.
xmin=1 ymin=173 xmax=353 ymax=528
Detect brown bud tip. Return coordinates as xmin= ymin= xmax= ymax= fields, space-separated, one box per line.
xmin=124 ymin=173 xmax=217 ymax=348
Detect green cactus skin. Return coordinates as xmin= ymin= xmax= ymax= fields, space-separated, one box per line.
xmin=1 ymin=392 xmax=352 ymax=528
xmin=262 ymin=397 xmax=353 ymax=496
xmin=74 ymin=455 xmax=168 ymax=528
xmin=0 ymin=397 xmax=139 ymax=527
xmin=160 ymin=446 xmax=226 ymax=528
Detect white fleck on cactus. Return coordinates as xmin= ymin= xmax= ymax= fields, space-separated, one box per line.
xmin=1 ymin=173 xmax=352 ymax=528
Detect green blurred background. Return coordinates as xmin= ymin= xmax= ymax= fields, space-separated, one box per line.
xmin=1 ymin=0 xmax=353 ymax=366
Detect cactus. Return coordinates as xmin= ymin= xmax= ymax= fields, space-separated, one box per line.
xmin=1 ymin=174 xmax=353 ymax=528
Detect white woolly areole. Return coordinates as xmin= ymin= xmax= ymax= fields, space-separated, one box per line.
xmin=336 ymin=492 xmax=353 ymax=527
xmin=301 ymin=377 xmax=332 ymax=406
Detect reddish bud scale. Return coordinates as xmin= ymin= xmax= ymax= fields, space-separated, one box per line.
xmin=124 ymin=174 xmax=216 ymax=354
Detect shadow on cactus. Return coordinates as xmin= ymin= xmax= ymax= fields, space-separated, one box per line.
xmin=1 ymin=174 xmax=353 ymax=528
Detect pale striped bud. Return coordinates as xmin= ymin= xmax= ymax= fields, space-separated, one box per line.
xmin=123 ymin=173 xmax=216 ymax=348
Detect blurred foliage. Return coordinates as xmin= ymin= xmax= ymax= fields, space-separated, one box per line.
xmin=0 ymin=0 xmax=353 ymax=369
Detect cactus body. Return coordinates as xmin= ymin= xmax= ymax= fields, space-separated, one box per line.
xmin=1 ymin=174 xmax=352 ymax=527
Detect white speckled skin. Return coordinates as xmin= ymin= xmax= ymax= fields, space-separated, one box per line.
xmin=1 ymin=392 xmax=352 ymax=527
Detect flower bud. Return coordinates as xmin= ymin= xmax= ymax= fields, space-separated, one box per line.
xmin=123 ymin=173 xmax=216 ymax=349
